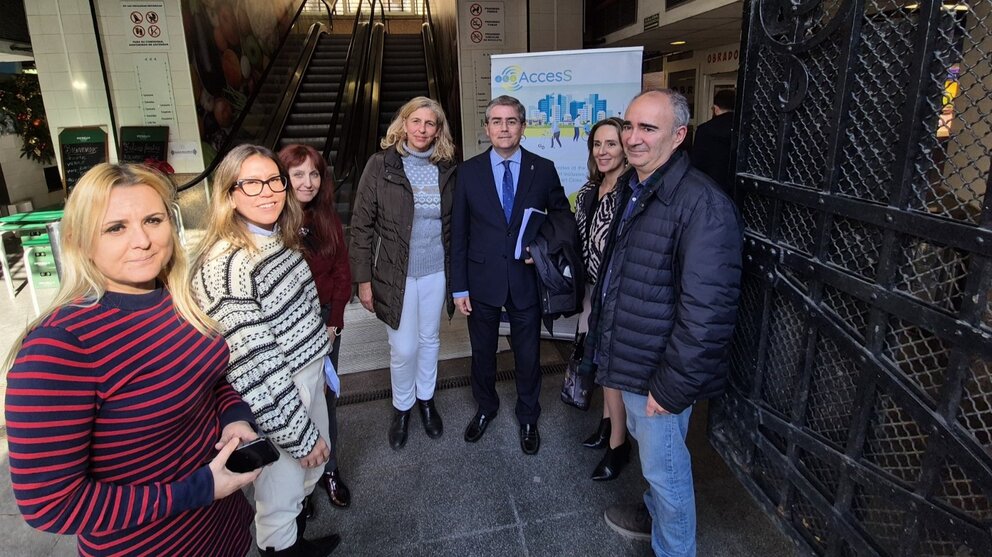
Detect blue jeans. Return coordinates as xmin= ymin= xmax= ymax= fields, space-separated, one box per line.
xmin=622 ymin=391 xmax=696 ymax=557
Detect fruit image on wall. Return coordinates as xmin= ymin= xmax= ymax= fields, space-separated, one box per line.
xmin=182 ymin=0 xmax=299 ymax=163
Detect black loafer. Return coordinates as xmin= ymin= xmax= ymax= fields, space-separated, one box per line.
xmin=464 ymin=411 xmax=495 ymax=442
xmin=321 ymin=468 xmax=351 ymax=508
xmin=520 ymin=423 xmax=541 ymax=455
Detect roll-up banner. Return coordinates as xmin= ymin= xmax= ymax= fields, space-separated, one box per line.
xmin=490 ymin=47 xmax=643 ymax=202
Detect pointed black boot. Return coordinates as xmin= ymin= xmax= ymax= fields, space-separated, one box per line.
xmin=582 ymin=418 xmax=611 ymax=449
xmin=388 ymin=408 xmax=411 ymax=450
xmin=591 ymin=439 xmax=631 ymax=481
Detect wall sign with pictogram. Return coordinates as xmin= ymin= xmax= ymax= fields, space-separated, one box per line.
xmin=123 ymin=1 xmax=170 ymax=49
xmin=461 ymin=1 xmax=504 ymax=48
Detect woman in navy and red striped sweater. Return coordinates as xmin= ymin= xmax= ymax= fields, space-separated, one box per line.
xmin=4 ymin=164 xmax=260 ymax=557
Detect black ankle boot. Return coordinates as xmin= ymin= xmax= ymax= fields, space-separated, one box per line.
xmin=389 ymin=408 xmax=411 ymax=450
xmin=582 ymin=418 xmax=611 ymax=449
xmin=418 ymin=398 xmax=444 ymax=439
xmin=591 ymin=439 xmax=631 ymax=481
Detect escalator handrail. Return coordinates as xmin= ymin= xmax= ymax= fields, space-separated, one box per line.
xmin=261 ymin=22 xmax=327 ymax=149
xmin=324 ymin=0 xmax=372 ymax=175
xmin=420 ymin=0 xmax=440 ymax=102
xmin=176 ymin=0 xmax=331 ymax=192
xmin=331 ymin=0 xmax=377 ymax=182
xmin=363 ymin=21 xmax=386 ymax=164
xmin=334 ymin=0 xmax=387 ymax=182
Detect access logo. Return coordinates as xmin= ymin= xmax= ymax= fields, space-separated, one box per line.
xmin=494 ymin=65 xmax=573 ymax=92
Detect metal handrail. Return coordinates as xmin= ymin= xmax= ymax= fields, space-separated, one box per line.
xmin=261 ymin=22 xmax=327 ymax=148
xmin=176 ymin=0 xmax=334 ymax=192
xmin=363 ymin=21 xmax=386 ymax=162
xmin=325 ymin=0 xmax=373 ymax=179
xmin=421 ymin=0 xmax=440 ymax=101
xmin=331 ymin=0 xmax=379 ymax=182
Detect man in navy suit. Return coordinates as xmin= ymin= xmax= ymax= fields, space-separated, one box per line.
xmin=451 ymin=95 xmax=570 ymax=455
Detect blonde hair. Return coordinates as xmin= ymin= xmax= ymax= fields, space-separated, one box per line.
xmin=380 ymin=96 xmax=456 ymax=163
xmin=4 ymin=163 xmax=216 ymax=371
xmin=191 ymin=144 xmax=302 ymax=272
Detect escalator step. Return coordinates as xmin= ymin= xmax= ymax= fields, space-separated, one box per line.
xmin=291 ymin=103 xmax=338 ymax=114
xmin=287 ymin=113 xmax=332 ymax=125
xmin=297 ymin=92 xmax=336 ymax=102
xmin=282 ymin=124 xmax=332 ymax=136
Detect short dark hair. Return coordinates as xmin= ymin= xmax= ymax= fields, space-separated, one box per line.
xmin=714 ymin=89 xmax=736 ymax=111
xmin=485 ymin=95 xmax=526 ymax=122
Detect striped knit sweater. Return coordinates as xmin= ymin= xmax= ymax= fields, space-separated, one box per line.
xmin=193 ymin=233 xmax=331 ymax=459
xmin=4 ymin=288 xmax=255 ymax=557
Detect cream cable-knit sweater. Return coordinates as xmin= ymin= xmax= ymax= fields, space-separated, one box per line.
xmin=193 ymin=234 xmax=331 ymax=459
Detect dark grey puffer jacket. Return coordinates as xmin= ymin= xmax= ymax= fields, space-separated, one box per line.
xmin=588 ymin=151 xmax=743 ymax=414
xmin=349 ymin=146 xmax=457 ymax=329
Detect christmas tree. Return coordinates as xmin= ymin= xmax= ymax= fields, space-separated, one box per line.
xmin=0 ymin=74 xmax=55 ymax=165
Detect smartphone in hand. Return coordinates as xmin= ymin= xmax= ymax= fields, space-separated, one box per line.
xmin=226 ymin=437 xmax=280 ymax=473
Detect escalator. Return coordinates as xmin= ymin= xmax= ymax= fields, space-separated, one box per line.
xmin=375 ymin=33 xmax=430 ymax=140
xmin=278 ymin=33 xmax=351 ymax=158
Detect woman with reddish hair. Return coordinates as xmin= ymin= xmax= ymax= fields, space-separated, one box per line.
xmin=278 ymin=144 xmax=352 ymax=510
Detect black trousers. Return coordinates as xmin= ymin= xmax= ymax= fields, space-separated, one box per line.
xmin=467 ymin=296 xmax=542 ymax=424
xmin=323 ymin=333 xmax=341 ymax=473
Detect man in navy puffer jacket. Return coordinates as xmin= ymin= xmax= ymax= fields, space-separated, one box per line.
xmin=587 ymin=89 xmax=743 ymax=556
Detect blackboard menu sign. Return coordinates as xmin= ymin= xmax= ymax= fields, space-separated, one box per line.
xmin=119 ymin=126 xmax=169 ymax=164
xmin=59 ymin=127 xmax=108 ymax=193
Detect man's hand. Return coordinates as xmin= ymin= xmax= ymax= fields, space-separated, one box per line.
xmin=524 ymin=246 xmax=533 ymax=265
xmin=454 ymin=296 xmax=472 ymax=316
xmin=646 ymin=393 xmax=671 ymax=416
xmin=358 ymin=282 xmax=374 ymax=312
xmin=215 ymin=420 xmax=257 ymax=450
xmin=300 ymin=437 xmax=330 ymax=469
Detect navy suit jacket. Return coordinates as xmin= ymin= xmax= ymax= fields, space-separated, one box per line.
xmin=451 ymin=147 xmax=570 ymax=308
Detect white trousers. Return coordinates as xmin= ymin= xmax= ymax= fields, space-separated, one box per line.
xmin=253 ymin=356 xmax=330 ymax=551
xmin=386 ymin=271 xmax=445 ymax=411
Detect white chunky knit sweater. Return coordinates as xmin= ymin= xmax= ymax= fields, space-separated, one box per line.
xmin=193 ymin=234 xmax=331 ymax=459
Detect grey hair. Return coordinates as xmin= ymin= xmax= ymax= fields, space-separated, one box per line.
xmin=485 ymin=95 xmax=526 ymax=122
xmin=632 ymin=88 xmax=691 ymax=133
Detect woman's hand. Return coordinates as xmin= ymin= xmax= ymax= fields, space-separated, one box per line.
xmin=358 ymin=282 xmax=374 ymax=312
xmin=216 ymin=421 xmax=257 ymax=450
xmin=209 ymin=437 xmax=262 ymax=500
xmin=300 ymin=437 xmax=330 ymax=469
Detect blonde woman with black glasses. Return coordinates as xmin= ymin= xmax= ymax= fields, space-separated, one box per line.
xmin=192 ymin=144 xmax=341 ymax=557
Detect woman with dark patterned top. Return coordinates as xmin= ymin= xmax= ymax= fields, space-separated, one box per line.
xmin=574 ymin=117 xmax=632 ymax=481
xmin=4 ymin=163 xmax=259 ymax=557
xmin=279 ymin=144 xmax=353 ymax=510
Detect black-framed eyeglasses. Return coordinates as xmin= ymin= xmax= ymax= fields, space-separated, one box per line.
xmin=232 ymin=175 xmax=288 ymax=196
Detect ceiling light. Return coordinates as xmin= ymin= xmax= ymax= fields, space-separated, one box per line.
xmin=72 ymin=80 xmax=87 ymax=90
xmin=670 ymin=40 xmax=686 ymax=46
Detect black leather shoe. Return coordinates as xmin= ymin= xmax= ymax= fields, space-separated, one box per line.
xmin=591 ymin=439 xmax=631 ymax=481
xmin=389 ymin=408 xmax=411 ymax=450
xmin=260 ymin=527 xmax=341 ymax=556
xmin=520 ymin=423 xmax=541 ymax=455
xmin=582 ymin=418 xmax=611 ymax=449
xmin=303 ymin=491 xmax=316 ymax=520
xmin=418 ymin=398 xmax=444 ymax=439
xmin=321 ymin=468 xmax=351 ymax=508
xmin=464 ymin=411 xmax=495 ymax=442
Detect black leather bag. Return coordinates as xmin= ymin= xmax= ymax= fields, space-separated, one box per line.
xmin=560 ymin=333 xmax=595 ymax=410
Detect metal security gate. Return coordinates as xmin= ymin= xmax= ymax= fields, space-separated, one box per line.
xmin=709 ymin=0 xmax=992 ymax=555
